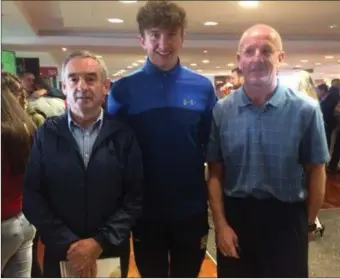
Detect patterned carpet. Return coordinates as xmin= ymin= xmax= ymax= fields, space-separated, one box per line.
xmin=207 ymin=208 xmax=340 ymax=277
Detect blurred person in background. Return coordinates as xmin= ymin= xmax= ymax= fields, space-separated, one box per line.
xmin=20 ymin=71 xmax=35 ymax=96
xmin=317 ymin=83 xmax=329 ymax=102
xmin=108 ymin=1 xmax=216 ymax=277
xmin=320 ymin=78 xmax=340 ymax=149
xmin=231 ymin=67 xmax=244 ymax=90
xmin=293 ymin=70 xmax=318 ymax=100
xmin=2 ymin=72 xmax=45 ymax=127
xmin=26 ymin=75 xmax=66 ymax=118
xmin=1 ymin=86 xmax=37 ymax=278
xmin=33 ymin=75 xmax=65 ymax=99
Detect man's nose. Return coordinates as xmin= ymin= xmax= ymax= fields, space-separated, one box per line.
xmin=77 ymin=77 xmax=89 ymax=90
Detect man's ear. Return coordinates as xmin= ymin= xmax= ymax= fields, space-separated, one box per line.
xmin=138 ymin=33 xmax=146 ymax=50
xmin=103 ymin=78 xmax=111 ymax=94
xmin=61 ymin=81 xmax=67 ymax=97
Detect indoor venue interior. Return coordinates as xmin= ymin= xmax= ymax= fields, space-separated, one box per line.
xmin=1 ymin=0 xmax=340 ymax=278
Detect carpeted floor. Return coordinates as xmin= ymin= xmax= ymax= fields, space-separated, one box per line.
xmin=207 ymin=208 xmax=340 ymax=277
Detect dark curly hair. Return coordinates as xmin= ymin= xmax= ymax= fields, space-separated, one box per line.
xmin=136 ymin=1 xmax=187 ymax=36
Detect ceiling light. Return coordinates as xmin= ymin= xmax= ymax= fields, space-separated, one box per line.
xmin=325 ymin=55 xmax=334 ymax=59
xmin=329 ymin=24 xmax=337 ymax=29
xmin=190 ymin=63 xmax=197 ymax=66
xmin=132 ymin=63 xmax=139 ymax=67
xmin=137 ymin=60 xmax=145 ymax=63
xmin=281 ymin=62 xmax=288 ymax=66
xmin=96 ymin=55 xmax=103 ymax=58
xmin=238 ymin=1 xmax=259 ymax=8
xmin=227 ymin=63 xmax=235 ymax=67
xmin=127 ymin=66 xmax=133 ymax=69
xmin=315 ymin=62 xmax=321 ymax=65
xmin=202 ymin=60 xmax=210 ymax=64
xmin=197 ymin=69 xmax=203 ymax=72
xmin=119 ymin=0 xmax=137 ymax=2
xmin=107 ymin=18 xmax=124 ymax=23
xmin=300 ymin=59 xmax=308 ymax=63
xmin=62 ymin=47 xmax=67 ymax=51
xmin=295 ymin=65 xmax=302 ymax=68
xmin=338 ymin=60 xmax=340 ymax=63
xmin=203 ymin=50 xmax=208 ymax=53
xmin=216 ymin=66 xmax=220 ymax=69
xmin=204 ymin=21 xmax=218 ymax=26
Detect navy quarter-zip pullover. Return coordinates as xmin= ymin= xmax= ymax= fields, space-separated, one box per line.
xmin=107 ymin=59 xmax=216 ymax=220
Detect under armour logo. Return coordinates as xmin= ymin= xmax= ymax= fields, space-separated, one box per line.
xmin=183 ymin=98 xmax=196 ymax=106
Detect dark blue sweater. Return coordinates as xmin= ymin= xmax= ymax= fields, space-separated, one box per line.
xmin=107 ymin=59 xmax=216 ymax=220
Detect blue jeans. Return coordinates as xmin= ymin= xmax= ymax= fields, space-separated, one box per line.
xmin=1 ymin=213 xmax=36 ymax=277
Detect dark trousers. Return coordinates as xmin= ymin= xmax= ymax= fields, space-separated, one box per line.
xmin=329 ymin=129 xmax=340 ymax=171
xmin=217 ymin=197 xmax=308 ymax=278
xmin=31 ymin=232 xmax=42 ymax=277
xmin=132 ymin=212 xmax=209 ymax=278
xmin=325 ymin=124 xmax=335 ymax=150
xmin=42 ymin=241 xmax=130 ymax=278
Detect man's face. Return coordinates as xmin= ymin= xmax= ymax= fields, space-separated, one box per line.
xmin=231 ymin=72 xmax=243 ymax=89
xmin=139 ymin=27 xmax=183 ymax=71
xmin=237 ymin=32 xmax=284 ymax=87
xmin=62 ymin=57 xmax=110 ymax=114
xmin=22 ymin=73 xmax=35 ymax=93
xmin=332 ymin=80 xmax=340 ymax=90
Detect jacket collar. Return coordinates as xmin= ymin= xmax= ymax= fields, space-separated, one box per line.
xmin=46 ymin=112 xmax=126 ymax=153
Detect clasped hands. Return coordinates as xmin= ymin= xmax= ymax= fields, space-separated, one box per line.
xmin=67 ymin=238 xmax=103 ymax=278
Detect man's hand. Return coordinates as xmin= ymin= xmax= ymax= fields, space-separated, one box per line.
xmin=67 ymin=238 xmax=103 ymax=276
xmin=216 ymin=223 xmax=240 ymax=259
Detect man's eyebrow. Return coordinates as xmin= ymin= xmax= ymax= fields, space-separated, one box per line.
xmin=67 ymin=72 xmax=98 ymax=78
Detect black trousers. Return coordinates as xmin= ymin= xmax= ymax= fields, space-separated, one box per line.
xmin=31 ymin=232 xmax=42 ymax=277
xmin=42 ymin=241 xmax=130 ymax=278
xmin=132 ymin=212 xmax=209 ymax=278
xmin=217 ymin=197 xmax=308 ymax=278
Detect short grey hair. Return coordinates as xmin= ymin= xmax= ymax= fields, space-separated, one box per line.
xmin=61 ymin=50 xmax=109 ymax=81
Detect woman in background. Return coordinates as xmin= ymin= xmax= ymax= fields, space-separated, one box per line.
xmin=293 ymin=70 xmax=325 ymax=238
xmin=1 ymin=87 xmax=37 ymax=277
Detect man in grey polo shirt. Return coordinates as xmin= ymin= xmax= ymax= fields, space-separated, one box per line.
xmin=206 ymin=24 xmax=329 ymax=277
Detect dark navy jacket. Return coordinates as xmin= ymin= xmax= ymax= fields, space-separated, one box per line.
xmin=107 ymin=59 xmax=216 ymax=220
xmin=23 ymin=113 xmax=143 ymax=260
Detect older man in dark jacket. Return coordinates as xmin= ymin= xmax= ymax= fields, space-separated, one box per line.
xmin=23 ymin=50 xmax=143 ymax=278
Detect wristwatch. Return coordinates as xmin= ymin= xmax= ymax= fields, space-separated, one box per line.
xmin=308 ymin=223 xmax=317 ymax=232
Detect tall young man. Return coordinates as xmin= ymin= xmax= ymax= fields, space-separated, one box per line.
xmin=107 ymin=1 xmax=216 ymax=277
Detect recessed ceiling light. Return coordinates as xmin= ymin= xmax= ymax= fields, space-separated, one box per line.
xmin=96 ymin=55 xmax=103 ymax=58
xmin=202 ymin=60 xmax=210 ymax=64
xmin=216 ymin=66 xmax=220 ymax=69
xmin=107 ymin=18 xmax=124 ymax=23
xmin=300 ymin=59 xmax=308 ymax=63
xmin=329 ymin=24 xmax=337 ymax=29
xmin=204 ymin=21 xmax=218 ymax=26
xmin=315 ymin=62 xmax=321 ymax=65
xmin=203 ymin=50 xmax=208 ymax=53
xmin=137 ymin=60 xmax=145 ymax=63
xmin=295 ymin=65 xmax=302 ymax=68
xmin=127 ymin=66 xmax=133 ymax=69
xmin=190 ymin=63 xmax=197 ymax=66
xmin=62 ymin=47 xmax=67 ymax=51
xmin=325 ymin=55 xmax=334 ymax=59
xmin=227 ymin=63 xmax=235 ymax=67
xmin=197 ymin=69 xmax=203 ymax=72
xmin=238 ymin=1 xmax=259 ymax=8
xmin=119 ymin=0 xmax=137 ymax=3
xmin=132 ymin=63 xmax=139 ymax=67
